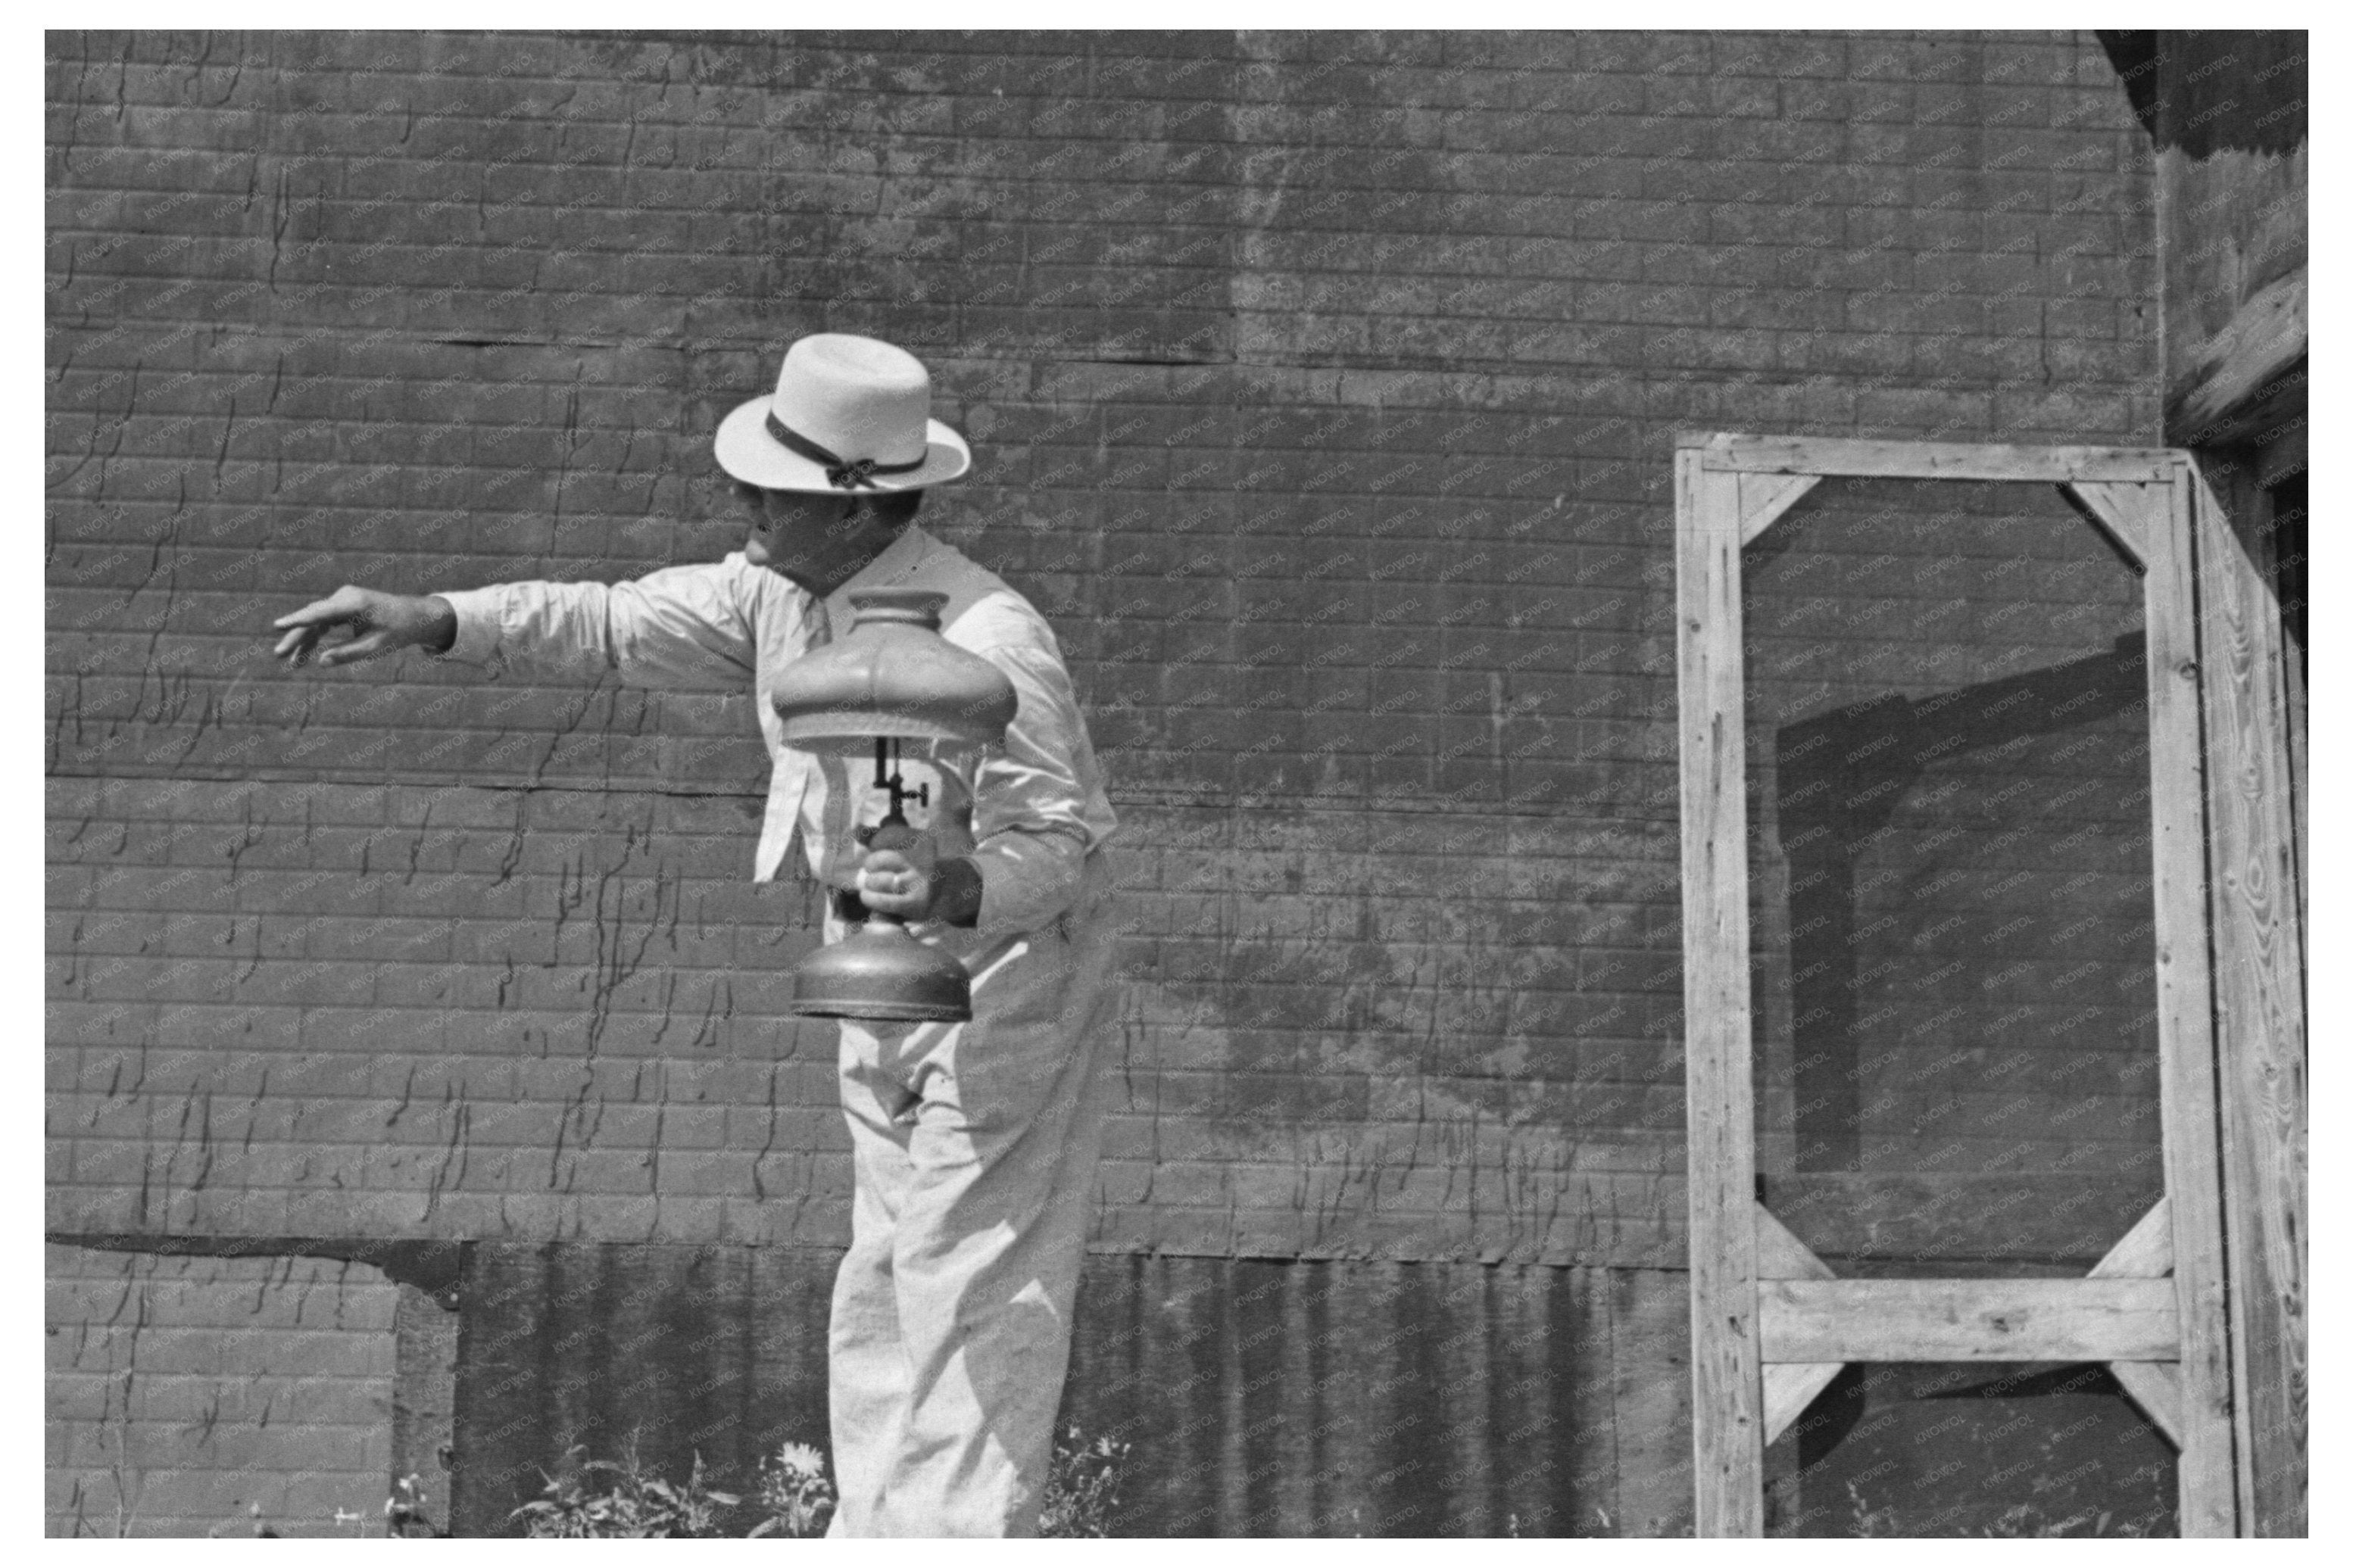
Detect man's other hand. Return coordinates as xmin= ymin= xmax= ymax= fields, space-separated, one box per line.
xmin=857 ymin=834 xmax=939 ymax=921
xmin=855 ymin=830 xmax=984 ymax=927
xmin=272 ymin=587 xmax=457 ymax=668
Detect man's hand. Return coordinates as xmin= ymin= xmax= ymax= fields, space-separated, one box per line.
xmin=272 ymin=587 xmax=457 ymax=668
xmin=855 ymin=826 xmax=984 ymax=927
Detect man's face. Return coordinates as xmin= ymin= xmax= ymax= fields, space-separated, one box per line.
xmin=734 ymin=482 xmax=897 ymax=591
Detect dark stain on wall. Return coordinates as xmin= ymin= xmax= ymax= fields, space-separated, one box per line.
xmin=449 ymin=1242 xmax=1694 ymax=1536
xmin=2096 ymin=31 xmax=2305 ymax=158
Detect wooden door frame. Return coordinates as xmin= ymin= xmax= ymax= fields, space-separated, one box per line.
xmin=1671 ymin=432 xmax=2239 ymax=1537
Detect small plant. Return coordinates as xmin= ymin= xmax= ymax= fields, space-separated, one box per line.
xmin=1037 ymin=1423 xmax=1130 ymax=1538
xmin=204 ymin=1501 xmax=277 ymax=1538
xmin=1843 ymin=1483 xmax=2161 ymax=1538
xmin=1983 ymin=1502 xmax=2155 ymax=1538
xmin=747 ymin=1442 xmax=836 ymax=1538
xmin=510 ymin=1432 xmax=740 ymax=1539
xmin=1846 ymin=1480 xmax=1902 ymax=1538
xmin=385 ymin=1473 xmax=445 ymax=1538
xmin=497 ymin=1423 xmax=1128 ymax=1538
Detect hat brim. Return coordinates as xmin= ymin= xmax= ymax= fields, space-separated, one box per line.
xmin=713 ymin=397 xmax=971 ymax=491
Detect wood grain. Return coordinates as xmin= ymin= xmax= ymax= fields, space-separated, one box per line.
xmin=2170 ymin=270 xmax=2306 ymax=442
xmin=2143 ymin=458 xmax=2239 ymax=1535
xmin=1759 ymin=1278 xmax=2180 ymax=1363
xmin=2190 ymin=457 xmax=2308 ymax=1534
xmin=1687 ymin=432 xmax=2176 ymax=482
xmin=1674 ymin=451 xmax=1764 ymax=1536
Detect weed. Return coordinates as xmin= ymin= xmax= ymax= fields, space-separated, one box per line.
xmin=498 ymin=1423 xmax=1130 ymax=1538
xmin=510 ymin=1432 xmax=741 ymax=1539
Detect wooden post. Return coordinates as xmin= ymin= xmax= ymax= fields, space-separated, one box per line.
xmin=2142 ymin=463 xmax=2239 ymax=1536
xmin=1674 ymin=446 xmax=1765 ymax=1536
xmin=2189 ymin=457 xmax=2308 ymax=1535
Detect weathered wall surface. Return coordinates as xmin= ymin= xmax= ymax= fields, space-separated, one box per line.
xmin=48 ymin=26 xmax=2158 ymax=1261
xmin=2099 ymin=29 xmax=2305 ymax=445
xmin=45 ymin=1244 xmax=398 ymax=1538
xmin=48 ymin=30 xmax=2169 ymax=1535
xmin=447 ymin=1243 xmax=1693 ymax=1537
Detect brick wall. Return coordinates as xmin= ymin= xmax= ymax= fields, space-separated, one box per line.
xmin=45 ymin=1244 xmax=398 ymax=1537
xmin=49 ymin=29 xmax=2166 ymax=1533
xmin=48 ymin=27 xmax=2158 ymax=1262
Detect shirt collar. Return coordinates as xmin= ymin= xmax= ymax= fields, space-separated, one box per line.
xmin=820 ymin=523 xmax=936 ymax=630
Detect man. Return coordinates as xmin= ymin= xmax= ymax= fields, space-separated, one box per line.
xmin=272 ymin=333 xmax=1119 ymax=1537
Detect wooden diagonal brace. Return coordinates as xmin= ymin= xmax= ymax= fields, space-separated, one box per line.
xmin=1737 ymin=472 xmax=1820 ymax=546
xmin=2091 ymin=1199 xmax=2183 ymax=1447
xmin=2061 ymin=479 xmax=2157 ymax=573
xmin=1754 ymin=1202 xmax=1844 ymax=1445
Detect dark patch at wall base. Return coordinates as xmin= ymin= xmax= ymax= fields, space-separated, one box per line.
xmin=448 ymin=1242 xmax=1694 ymax=1536
xmin=390 ymin=1283 xmax=457 ymax=1536
xmin=448 ymin=1241 xmax=838 ymax=1536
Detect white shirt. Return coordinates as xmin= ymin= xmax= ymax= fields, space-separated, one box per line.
xmin=432 ymin=525 xmax=1116 ymax=937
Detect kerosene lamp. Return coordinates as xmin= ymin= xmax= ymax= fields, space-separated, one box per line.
xmin=768 ymin=587 xmax=1016 ymax=1023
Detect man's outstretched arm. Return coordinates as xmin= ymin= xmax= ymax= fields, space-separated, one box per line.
xmin=273 ymin=565 xmax=765 ymax=693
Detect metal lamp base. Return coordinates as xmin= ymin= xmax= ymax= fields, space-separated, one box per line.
xmin=791 ymin=921 xmax=972 ymax=1024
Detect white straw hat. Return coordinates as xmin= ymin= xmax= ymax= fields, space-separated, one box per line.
xmin=713 ymin=333 xmax=970 ymax=492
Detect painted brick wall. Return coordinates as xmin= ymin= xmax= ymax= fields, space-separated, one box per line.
xmin=48 ymin=30 xmax=2161 ymax=1277
xmin=45 ymin=1244 xmax=398 ymax=1538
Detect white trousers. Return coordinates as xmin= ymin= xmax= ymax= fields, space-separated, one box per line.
xmin=822 ymin=878 xmax=1119 ymax=1537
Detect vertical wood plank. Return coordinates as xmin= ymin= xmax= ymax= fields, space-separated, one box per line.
xmin=1607 ymin=1265 xmax=1699 ymax=1536
xmin=1675 ymin=450 xmax=1764 ymax=1536
xmin=2282 ymin=525 xmax=2307 ymax=952
xmin=2143 ymin=463 xmax=2240 ymax=1535
xmin=2189 ymin=457 xmax=2308 ymax=1535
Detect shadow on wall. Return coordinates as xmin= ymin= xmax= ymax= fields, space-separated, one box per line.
xmin=1776 ymin=632 xmax=2152 ymax=1181
xmin=2096 ymin=31 xmax=2305 ymax=157
xmin=1772 ymin=1361 xmax=2176 ymax=1537
xmin=1757 ymin=634 xmax=2179 ymax=1535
